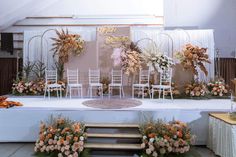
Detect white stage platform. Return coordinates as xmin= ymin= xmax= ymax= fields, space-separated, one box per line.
xmin=0 ymin=96 xmax=231 ymax=145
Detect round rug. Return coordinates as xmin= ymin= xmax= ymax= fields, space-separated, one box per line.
xmin=82 ymin=99 xmax=142 ymax=109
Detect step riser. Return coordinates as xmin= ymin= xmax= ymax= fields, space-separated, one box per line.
xmin=87 ymin=138 xmax=141 ymax=144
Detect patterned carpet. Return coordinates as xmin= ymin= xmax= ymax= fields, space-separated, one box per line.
xmin=82 ymin=99 xmax=142 ymax=109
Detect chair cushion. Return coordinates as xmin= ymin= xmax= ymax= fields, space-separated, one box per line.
xmin=68 ymin=84 xmax=82 ymax=87
xmin=109 ymin=83 xmax=122 ymax=87
xmin=152 ymin=85 xmax=171 ymax=89
xmin=89 ymin=83 xmax=102 ymax=86
xmin=47 ymin=83 xmax=62 ymax=88
xmin=133 ymin=84 xmax=149 ymax=87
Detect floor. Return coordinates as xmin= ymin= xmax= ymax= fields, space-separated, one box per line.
xmin=0 ymin=143 xmax=218 ymax=157
xmin=6 ymin=96 xmax=231 ymax=111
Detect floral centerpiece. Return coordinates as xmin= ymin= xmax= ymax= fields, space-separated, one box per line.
xmin=34 ymin=116 xmax=87 ymax=157
xmin=140 ymin=120 xmax=195 ymax=157
xmin=184 ymin=82 xmax=208 ymax=97
xmin=207 ymin=80 xmax=229 ymax=97
xmin=175 ymin=44 xmax=210 ymax=77
xmin=51 ymin=29 xmax=85 ymax=64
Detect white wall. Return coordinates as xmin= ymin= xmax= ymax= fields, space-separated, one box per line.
xmin=164 ymin=0 xmax=236 ymax=57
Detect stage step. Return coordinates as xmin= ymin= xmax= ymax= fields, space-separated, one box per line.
xmin=84 ymin=143 xmax=142 ymax=150
xmin=87 ymin=133 xmax=142 ymax=138
xmin=85 ymin=123 xmax=139 ymax=128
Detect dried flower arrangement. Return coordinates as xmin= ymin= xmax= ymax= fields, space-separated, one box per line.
xmin=185 ymin=82 xmax=208 ymax=97
xmin=141 ymin=42 xmax=174 ymax=72
xmin=207 ymin=80 xmax=229 ymax=97
xmin=140 ymin=120 xmax=195 ymax=157
xmin=119 ymin=42 xmax=142 ymax=75
xmin=51 ymin=29 xmax=85 ymax=64
xmin=175 ymin=44 xmax=210 ymax=76
xmin=0 ymin=96 xmax=23 ymax=108
xmin=34 ymin=116 xmax=88 ymax=157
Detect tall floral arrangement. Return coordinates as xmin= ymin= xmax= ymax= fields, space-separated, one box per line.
xmin=175 ymin=44 xmax=210 ymax=77
xmin=140 ymin=120 xmax=195 ymax=157
xmin=119 ymin=42 xmax=142 ymax=75
xmin=34 ymin=116 xmax=87 ymax=157
xmin=141 ymin=43 xmax=174 ymax=72
xmin=51 ymin=29 xmax=85 ymax=64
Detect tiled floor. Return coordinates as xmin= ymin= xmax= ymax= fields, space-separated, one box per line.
xmin=0 ymin=143 xmax=218 ymax=157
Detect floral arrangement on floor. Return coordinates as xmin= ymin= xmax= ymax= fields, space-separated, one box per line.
xmin=207 ymin=80 xmax=229 ymax=97
xmin=34 ymin=116 xmax=88 ymax=157
xmin=184 ymin=82 xmax=208 ymax=97
xmin=12 ymin=79 xmax=66 ymax=96
xmin=175 ymin=44 xmax=210 ymax=77
xmin=51 ymin=29 xmax=85 ymax=64
xmin=0 ymin=96 xmax=23 ymax=108
xmin=140 ymin=120 xmax=195 ymax=157
xmin=97 ymin=77 xmax=110 ymax=96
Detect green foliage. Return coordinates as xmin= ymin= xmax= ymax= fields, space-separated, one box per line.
xmin=54 ymin=61 xmax=65 ymax=81
xmin=23 ymin=61 xmax=35 ymax=81
xmin=33 ymin=61 xmax=46 ymax=80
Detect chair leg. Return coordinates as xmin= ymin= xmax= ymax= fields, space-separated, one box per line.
xmin=90 ymin=87 xmax=92 ymax=98
xmin=158 ymin=88 xmax=161 ymax=99
xmin=101 ymin=86 xmax=103 ymax=98
xmin=60 ymin=87 xmax=62 ymax=98
xmin=44 ymin=87 xmax=47 ymax=99
xmin=78 ymin=87 xmax=80 ymax=98
xmin=152 ymin=88 xmax=154 ymax=99
xmin=120 ymin=86 xmax=121 ymax=98
xmin=149 ymin=87 xmax=151 ymax=99
xmin=81 ymin=87 xmax=83 ymax=98
xmin=70 ymin=87 xmax=72 ymax=99
xmin=163 ymin=89 xmax=165 ymax=100
xmin=132 ymin=86 xmax=134 ymax=98
xmin=122 ymin=87 xmax=125 ymax=97
xmin=56 ymin=89 xmax=59 ymax=98
xmin=48 ymin=88 xmax=50 ymax=100
xmin=170 ymin=88 xmax=173 ymax=100
xmin=142 ymin=87 xmax=144 ymax=99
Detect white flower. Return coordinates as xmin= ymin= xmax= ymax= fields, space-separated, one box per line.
xmin=152 ymin=151 xmax=158 ymax=157
xmin=65 ymin=150 xmax=70 ymax=156
xmin=146 ymin=148 xmax=152 ymax=155
xmin=143 ymin=136 xmax=147 ymax=140
xmin=58 ymin=153 xmax=63 ymax=157
xmin=149 ymin=138 xmax=155 ymax=143
xmin=80 ymin=136 xmax=84 ymax=141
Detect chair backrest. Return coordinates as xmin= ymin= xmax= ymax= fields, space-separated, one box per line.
xmin=111 ymin=70 xmax=122 ymax=84
xmin=67 ymin=69 xmax=79 ymax=84
xmin=89 ymin=69 xmax=100 ymax=84
xmin=159 ymin=68 xmax=172 ymax=86
xmin=45 ymin=70 xmax=57 ymax=84
xmin=139 ymin=69 xmax=150 ymax=84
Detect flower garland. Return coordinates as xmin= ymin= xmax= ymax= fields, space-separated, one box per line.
xmin=34 ymin=116 xmax=87 ymax=157
xmin=140 ymin=120 xmax=195 ymax=157
xmin=207 ymin=80 xmax=229 ymax=97
xmin=175 ymin=44 xmax=210 ymax=76
xmin=185 ymin=82 xmax=208 ymax=97
xmin=51 ymin=29 xmax=85 ymax=64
